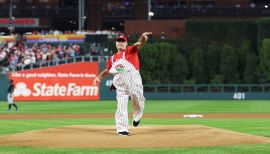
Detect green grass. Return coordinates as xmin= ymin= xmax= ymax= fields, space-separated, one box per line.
xmin=0 ymin=100 xmax=270 ymax=153
xmin=0 ymin=118 xmax=270 ymax=137
xmin=0 ymin=145 xmax=270 ymax=154
xmin=1 ymin=100 xmax=270 ymax=113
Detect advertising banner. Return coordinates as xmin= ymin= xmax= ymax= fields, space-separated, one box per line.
xmin=9 ymin=62 xmax=99 ymax=101
xmin=0 ymin=36 xmax=15 ymax=43
xmin=25 ymin=34 xmax=85 ymax=43
xmin=0 ymin=18 xmax=39 ymax=27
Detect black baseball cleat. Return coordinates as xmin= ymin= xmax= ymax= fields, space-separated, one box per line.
xmin=133 ymin=120 xmax=140 ymax=127
xmin=118 ymin=131 xmax=130 ymax=136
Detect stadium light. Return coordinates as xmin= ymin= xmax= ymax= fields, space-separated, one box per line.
xmin=120 ymin=23 xmax=124 ymax=26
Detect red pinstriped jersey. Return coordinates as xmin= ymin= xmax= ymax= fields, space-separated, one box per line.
xmin=106 ymin=45 xmax=140 ymax=70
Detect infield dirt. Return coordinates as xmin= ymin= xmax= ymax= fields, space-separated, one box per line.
xmin=0 ymin=125 xmax=269 ymax=148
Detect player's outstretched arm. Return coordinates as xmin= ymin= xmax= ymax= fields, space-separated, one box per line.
xmin=93 ymin=69 xmax=109 ymax=85
xmin=134 ymin=32 xmax=152 ymax=50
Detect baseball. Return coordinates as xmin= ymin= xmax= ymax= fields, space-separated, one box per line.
xmin=148 ymin=12 xmax=154 ymax=17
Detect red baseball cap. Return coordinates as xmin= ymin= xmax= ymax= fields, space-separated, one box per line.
xmin=116 ymin=35 xmax=127 ymax=42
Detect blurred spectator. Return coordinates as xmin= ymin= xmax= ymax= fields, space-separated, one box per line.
xmin=0 ymin=50 xmax=9 ymax=67
xmin=161 ymin=32 xmax=166 ymax=40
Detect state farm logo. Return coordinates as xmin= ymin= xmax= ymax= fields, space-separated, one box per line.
xmin=14 ymin=82 xmax=32 ymax=97
xmin=15 ymin=82 xmax=98 ymax=97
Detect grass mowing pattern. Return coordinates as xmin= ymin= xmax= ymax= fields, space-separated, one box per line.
xmin=1 ymin=100 xmax=270 ymax=113
xmin=0 ymin=118 xmax=270 ymax=137
xmin=0 ymin=100 xmax=270 ymax=154
xmin=0 ymin=144 xmax=270 ymax=154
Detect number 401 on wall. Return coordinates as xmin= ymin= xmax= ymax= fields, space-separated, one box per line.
xmin=233 ymin=92 xmax=245 ymax=100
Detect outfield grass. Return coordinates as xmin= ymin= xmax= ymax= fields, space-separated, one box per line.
xmin=1 ymin=100 xmax=270 ymax=113
xmin=0 ymin=118 xmax=270 ymax=137
xmin=0 ymin=100 xmax=270 ymax=154
xmin=0 ymin=144 xmax=270 ymax=154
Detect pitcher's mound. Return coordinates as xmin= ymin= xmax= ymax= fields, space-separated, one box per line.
xmin=0 ymin=125 xmax=269 ymax=148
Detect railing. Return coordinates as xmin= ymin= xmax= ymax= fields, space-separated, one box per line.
xmin=9 ymin=55 xmax=109 ymax=72
xmin=1 ymin=7 xmax=270 ymax=19
xmin=152 ymin=7 xmax=270 ymax=19
xmin=144 ymin=84 xmax=270 ymax=93
xmin=143 ymin=84 xmax=270 ymax=100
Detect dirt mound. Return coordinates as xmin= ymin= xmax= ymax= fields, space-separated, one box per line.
xmin=0 ymin=125 xmax=269 ymax=148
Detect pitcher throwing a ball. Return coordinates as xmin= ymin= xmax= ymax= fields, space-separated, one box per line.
xmin=93 ymin=32 xmax=151 ymax=136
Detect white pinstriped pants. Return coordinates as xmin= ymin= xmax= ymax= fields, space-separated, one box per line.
xmin=113 ymin=71 xmax=145 ymax=133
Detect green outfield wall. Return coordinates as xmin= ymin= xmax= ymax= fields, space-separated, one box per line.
xmin=0 ymin=73 xmax=9 ymax=101
xmin=99 ymin=63 xmax=116 ymax=100
xmin=100 ymin=82 xmax=270 ymax=100
xmin=98 ymin=62 xmax=270 ymax=100
xmin=141 ymin=84 xmax=270 ymax=100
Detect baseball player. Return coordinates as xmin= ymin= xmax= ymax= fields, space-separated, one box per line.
xmin=7 ymin=79 xmax=18 ymax=112
xmin=94 ymin=32 xmax=151 ymax=136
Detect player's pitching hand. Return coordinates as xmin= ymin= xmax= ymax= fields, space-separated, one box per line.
xmin=142 ymin=32 xmax=152 ymax=40
xmin=93 ymin=77 xmax=101 ymax=86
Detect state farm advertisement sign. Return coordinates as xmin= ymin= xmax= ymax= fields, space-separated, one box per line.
xmin=9 ymin=62 xmax=99 ymax=101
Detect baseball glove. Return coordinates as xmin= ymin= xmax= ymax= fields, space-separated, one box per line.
xmin=109 ymin=84 xmax=116 ymax=91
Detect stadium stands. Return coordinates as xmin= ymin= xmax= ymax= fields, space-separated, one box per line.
xmin=0 ymin=29 xmax=117 ymax=71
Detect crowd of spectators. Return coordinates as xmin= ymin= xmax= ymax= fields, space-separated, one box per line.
xmin=0 ymin=29 xmax=164 ymax=72
xmin=0 ymin=29 xmax=118 ymax=72
xmin=28 ymin=29 xmax=121 ymax=38
xmin=0 ymin=41 xmax=82 ymax=71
